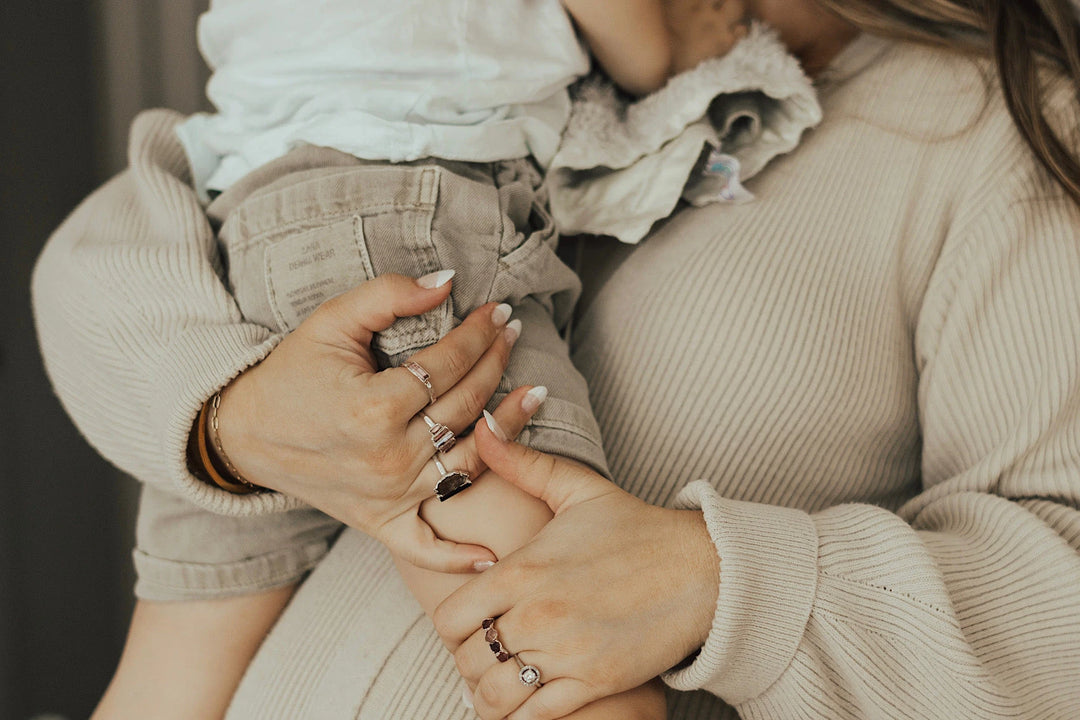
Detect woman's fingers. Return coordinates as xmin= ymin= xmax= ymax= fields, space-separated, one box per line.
xmin=379 ymin=512 xmax=496 ymax=574
xmin=505 ymin=680 xmax=594 ymax=720
xmin=453 ymin=628 xmax=502 ymax=684
xmin=312 ymin=271 xmax=455 ymax=348
xmin=408 ymin=377 xmax=541 ymax=461
xmin=474 ymin=418 xmax=612 ymax=514
xmin=472 ymin=657 xmax=538 ymax=720
xmin=482 ymin=386 xmax=547 ymax=443
xmin=412 ymin=317 xmax=521 ymax=439
xmin=461 ymin=622 xmax=596 ymax=720
xmin=408 ymin=386 xmax=547 ymax=502
xmin=382 ymin=302 xmax=515 ymax=411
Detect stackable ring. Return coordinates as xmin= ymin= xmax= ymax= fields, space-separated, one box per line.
xmin=517 ymin=663 xmax=542 ymax=688
xmin=433 ymin=456 xmax=471 ymax=501
xmin=422 ymin=414 xmax=456 ymax=453
xmin=403 ymin=361 xmax=436 ymax=405
xmin=481 ymin=618 xmax=512 ymax=662
xmin=481 ymin=618 xmax=543 ymax=687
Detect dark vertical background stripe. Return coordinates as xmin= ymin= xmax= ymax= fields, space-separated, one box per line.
xmin=2 ymin=1 xmax=208 ymax=717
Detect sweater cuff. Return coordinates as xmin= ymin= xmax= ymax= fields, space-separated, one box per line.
xmin=153 ymin=323 xmax=303 ymax=516
xmin=663 ymin=480 xmax=818 ymax=704
xmin=133 ymin=538 xmax=330 ymax=601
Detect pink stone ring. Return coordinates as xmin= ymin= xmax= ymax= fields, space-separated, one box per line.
xmin=423 ymin=414 xmax=456 ymax=453
xmin=404 ymin=361 xmax=436 ymax=405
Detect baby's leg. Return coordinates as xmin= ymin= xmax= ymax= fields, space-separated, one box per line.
xmin=394 ymin=468 xmax=666 ymax=719
xmin=92 ymin=586 xmax=296 ymax=720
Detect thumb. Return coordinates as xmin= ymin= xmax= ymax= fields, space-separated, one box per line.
xmin=476 ymin=410 xmax=608 ymax=514
xmin=383 ymin=513 xmax=497 ymax=574
xmin=312 ymin=270 xmax=454 ymax=347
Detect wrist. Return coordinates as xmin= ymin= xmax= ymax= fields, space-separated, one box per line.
xmin=672 ymin=507 xmax=722 ymax=661
xmin=192 ymin=380 xmax=266 ymax=495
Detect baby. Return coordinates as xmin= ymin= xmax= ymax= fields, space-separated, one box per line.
xmin=117 ymin=1 xmax=750 ymax=717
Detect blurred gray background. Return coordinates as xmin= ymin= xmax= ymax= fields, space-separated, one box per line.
xmin=2 ymin=1 xmax=209 ymax=717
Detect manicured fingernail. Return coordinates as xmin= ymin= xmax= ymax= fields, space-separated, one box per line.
xmin=462 ymin=686 xmax=474 ymax=709
xmin=473 ymin=559 xmax=495 ymax=572
xmin=417 ymin=269 xmax=455 ymax=289
xmin=491 ymin=303 xmax=512 ymax=328
xmin=522 ymin=386 xmax=548 ymax=413
xmin=483 ymin=410 xmax=509 ymax=442
xmin=504 ymin=318 xmax=522 ymax=345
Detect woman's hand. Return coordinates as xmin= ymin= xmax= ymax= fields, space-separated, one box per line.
xmin=214 ymin=271 xmax=537 ymax=573
xmin=433 ymin=420 xmax=722 ymax=719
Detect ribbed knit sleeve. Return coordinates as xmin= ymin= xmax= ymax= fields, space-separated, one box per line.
xmin=664 ymin=102 xmax=1080 ymax=718
xmin=32 ymin=109 xmax=301 ymax=516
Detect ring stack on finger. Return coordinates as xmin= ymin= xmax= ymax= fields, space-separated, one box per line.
xmin=481 ymin=618 xmax=543 ymax=687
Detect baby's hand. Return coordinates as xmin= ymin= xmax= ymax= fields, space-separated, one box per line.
xmin=665 ymin=0 xmax=750 ymax=75
xmin=465 ymin=678 xmax=666 ymax=719
xmin=551 ymin=679 xmax=668 ymax=720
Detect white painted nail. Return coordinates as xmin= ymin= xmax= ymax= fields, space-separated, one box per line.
xmin=483 ymin=410 xmax=509 ymax=442
xmin=417 ymin=269 xmax=455 ymax=289
xmin=473 ymin=559 xmax=495 ymax=572
xmin=521 ymin=386 xmax=548 ymax=413
xmin=504 ymin=318 xmax=522 ymax=345
xmin=491 ymin=303 xmax=512 ymax=328
xmin=462 ymin=686 xmax=475 ymax=709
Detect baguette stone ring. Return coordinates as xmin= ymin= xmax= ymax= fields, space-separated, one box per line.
xmin=422 ymin=414 xmax=456 ymax=453
xmin=433 ymin=456 xmax=471 ymax=501
xmin=404 ymin=361 xmax=436 ymax=405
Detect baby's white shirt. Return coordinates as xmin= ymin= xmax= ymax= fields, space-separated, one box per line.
xmin=177 ymin=0 xmax=589 ymax=200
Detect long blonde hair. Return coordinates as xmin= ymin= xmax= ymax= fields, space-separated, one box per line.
xmin=817 ymin=0 xmax=1080 ymax=204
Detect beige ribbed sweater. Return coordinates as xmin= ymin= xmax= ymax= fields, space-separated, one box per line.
xmin=32 ymin=34 xmax=1080 ymax=719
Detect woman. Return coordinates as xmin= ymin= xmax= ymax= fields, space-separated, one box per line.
xmin=32 ymin=0 xmax=1080 ymax=718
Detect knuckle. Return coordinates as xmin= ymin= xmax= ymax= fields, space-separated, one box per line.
xmin=511 ymin=696 xmax=551 ymax=720
xmin=521 ymin=449 xmax=556 ymax=479
xmin=494 ymin=560 xmax=530 ymax=590
xmin=356 ymin=389 xmax=395 ymax=425
xmin=355 ymin=399 xmax=386 ymax=428
xmin=522 ymin=597 xmax=567 ymax=632
xmin=530 ymin=697 xmax=557 ymax=720
xmin=442 ymin=347 xmax=471 ymax=380
xmin=454 ymin=647 xmax=480 ymax=681
xmin=459 ymin=386 xmax=488 ymax=422
xmin=496 ymin=331 xmax=514 ymax=363
xmin=431 ymin=603 xmax=452 ymax=638
xmin=474 ymin=673 xmax=506 ymax=709
xmin=582 ymin=663 xmax=618 ymax=698
xmin=366 ymin=437 xmax=410 ymax=476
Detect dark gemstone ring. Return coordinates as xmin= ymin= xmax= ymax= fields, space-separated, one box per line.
xmin=433 ymin=456 xmax=472 ymax=501
xmin=481 ymin=617 xmax=512 ymax=663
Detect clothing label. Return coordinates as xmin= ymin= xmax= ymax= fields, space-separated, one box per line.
xmin=683 ymin=145 xmax=755 ymax=207
xmin=264 ymin=216 xmax=373 ymax=332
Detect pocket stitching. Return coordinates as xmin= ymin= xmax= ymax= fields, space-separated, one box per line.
xmin=232 ymin=203 xmax=436 ymax=254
